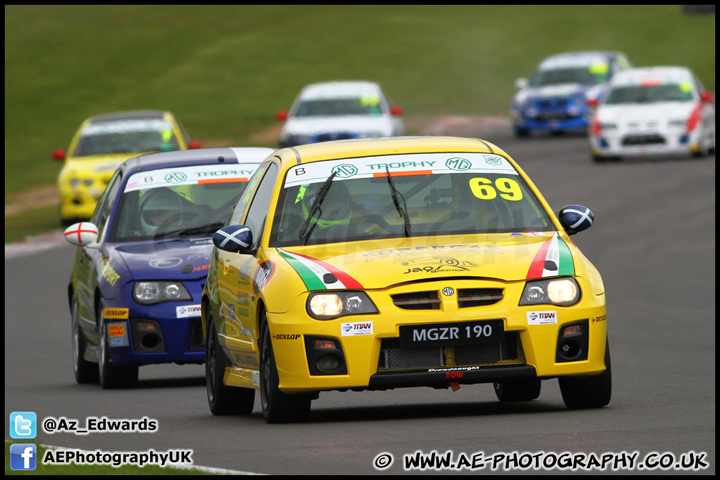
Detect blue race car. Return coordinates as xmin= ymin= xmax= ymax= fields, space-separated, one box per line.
xmin=64 ymin=147 xmax=274 ymax=388
xmin=510 ymin=51 xmax=633 ymax=137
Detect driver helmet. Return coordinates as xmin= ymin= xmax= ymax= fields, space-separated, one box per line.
xmin=297 ymin=181 xmax=353 ymax=229
xmin=139 ymin=187 xmax=181 ymax=233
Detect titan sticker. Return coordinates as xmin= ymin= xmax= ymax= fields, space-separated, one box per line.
xmin=176 ymin=305 xmax=201 ymax=318
xmin=341 ymin=321 xmax=373 ymax=337
xmin=526 ymin=311 xmax=557 ymax=325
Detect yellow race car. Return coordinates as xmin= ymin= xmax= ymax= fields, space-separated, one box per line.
xmin=202 ymin=136 xmax=610 ymax=423
xmin=52 ymin=110 xmax=201 ymax=225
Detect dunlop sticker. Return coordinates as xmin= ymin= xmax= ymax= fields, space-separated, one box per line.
xmin=104 ymin=308 xmax=129 ymax=319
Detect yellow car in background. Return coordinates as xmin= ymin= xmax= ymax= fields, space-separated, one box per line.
xmin=202 ymin=136 xmax=610 ymax=423
xmin=52 ymin=110 xmax=201 ymax=225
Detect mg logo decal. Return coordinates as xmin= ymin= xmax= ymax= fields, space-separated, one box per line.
xmin=331 ymin=164 xmax=358 ymax=178
xmin=164 ymin=172 xmax=187 ymax=183
xmin=445 ymin=157 xmax=471 ymax=171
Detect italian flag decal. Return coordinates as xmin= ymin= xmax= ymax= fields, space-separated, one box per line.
xmin=526 ymin=233 xmax=574 ymax=279
xmin=277 ymin=248 xmax=363 ymax=291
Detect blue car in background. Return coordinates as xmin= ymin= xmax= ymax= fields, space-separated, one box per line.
xmin=510 ymin=51 xmax=633 ymax=137
xmin=64 ymin=146 xmax=274 ymax=388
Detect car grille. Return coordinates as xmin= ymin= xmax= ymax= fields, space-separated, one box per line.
xmin=538 ymin=99 xmax=568 ymax=109
xmin=377 ymin=331 xmax=524 ymax=372
xmin=457 ymin=288 xmax=503 ymax=308
xmin=536 ymin=112 xmax=578 ymax=121
xmin=392 ymin=289 xmax=503 ymax=310
xmin=622 ymin=134 xmax=666 ymax=146
xmin=392 ymin=291 xmax=441 ymax=310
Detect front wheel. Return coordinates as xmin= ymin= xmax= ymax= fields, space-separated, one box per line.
xmin=205 ymin=309 xmax=255 ymax=415
xmin=97 ymin=305 xmax=138 ymax=389
xmin=259 ymin=315 xmax=312 ymax=423
xmin=558 ymin=337 xmax=612 ymax=409
xmin=494 ymin=378 xmax=541 ymax=402
xmin=514 ymin=126 xmax=530 ymax=138
xmin=71 ymin=296 xmax=98 ymax=384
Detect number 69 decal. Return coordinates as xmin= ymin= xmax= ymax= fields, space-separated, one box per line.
xmin=469 ymin=177 xmax=523 ymax=201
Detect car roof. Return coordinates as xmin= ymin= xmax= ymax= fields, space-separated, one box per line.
xmin=273 ymin=136 xmax=508 ymax=167
xmin=122 ymin=147 xmax=275 ymax=173
xmin=88 ymin=110 xmax=171 ymax=124
xmin=297 ymin=81 xmax=383 ymax=100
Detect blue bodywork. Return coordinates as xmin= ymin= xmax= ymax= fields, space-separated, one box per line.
xmin=511 ymin=51 xmax=632 ymax=136
xmin=66 ymin=148 xmax=270 ymax=373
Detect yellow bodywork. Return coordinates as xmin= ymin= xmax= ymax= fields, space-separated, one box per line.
xmin=201 ymin=136 xmax=608 ymax=394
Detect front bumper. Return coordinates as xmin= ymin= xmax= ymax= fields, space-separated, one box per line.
xmin=590 ymin=128 xmax=701 ymax=158
xmin=267 ymin=278 xmax=607 ymax=394
xmin=103 ymin=302 xmax=205 ymax=365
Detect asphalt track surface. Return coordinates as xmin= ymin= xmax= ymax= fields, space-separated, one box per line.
xmin=5 ymin=129 xmax=715 ymax=475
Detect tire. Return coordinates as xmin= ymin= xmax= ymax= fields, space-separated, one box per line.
xmin=514 ymin=126 xmax=530 ymax=138
xmin=259 ymin=315 xmax=312 ymax=423
xmin=494 ymin=378 xmax=541 ymax=402
xmin=97 ymin=305 xmax=138 ymax=389
xmin=558 ymin=337 xmax=612 ymax=409
xmin=205 ymin=309 xmax=255 ymax=415
xmin=71 ymin=297 xmax=99 ymax=384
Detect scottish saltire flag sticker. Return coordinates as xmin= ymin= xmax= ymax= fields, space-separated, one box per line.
xmin=277 ymin=248 xmax=363 ymax=291
xmin=526 ymin=233 xmax=574 ymax=279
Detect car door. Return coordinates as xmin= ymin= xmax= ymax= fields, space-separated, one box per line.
xmin=217 ymin=162 xmax=279 ymax=368
xmin=76 ymin=168 xmax=125 ymax=346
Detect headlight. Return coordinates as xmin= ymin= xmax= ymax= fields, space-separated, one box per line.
xmin=69 ymin=178 xmax=81 ymax=188
xmin=600 ymin=123 xmax=618 ymax=130
xmin=519 ymin=277 xmax=580 ymax=306
xmin=668 ymin=119 xmax=686 ymax=128
xmin=133 ymin=281 xmax=192 ymax=305
xmin=307 ymin=291 xmax=378 ymax=319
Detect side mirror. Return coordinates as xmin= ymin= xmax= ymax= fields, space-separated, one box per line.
xmin=515 ymin=78 xmax=528 ymax=90
xmin=701 ymin=91 xmax=714 ymax=103
xmin=213 ymin=225 xmax=253 ymax=253
xmin=52 ymin=149 xmax=66 ymax=161
xmin=587 ymin=98 xmax=599 ymax=108
xmin=276 ymin=110 xmax=288 ymax=121
xmin=558 ymin=205 xmax=594 ymax=235
xmin=187 ymin=140 xmax=202 ymax=149
xmin=390 ymin=105 xmax=404 ymax=116
xmin=64 ymin=222 xmax=100 ymax=247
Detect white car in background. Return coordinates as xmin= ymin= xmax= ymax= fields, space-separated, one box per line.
xmin=589 ymin=66 xmax=715 ymax=161
xmin=276 ymin=80 xmax=405 ymax=147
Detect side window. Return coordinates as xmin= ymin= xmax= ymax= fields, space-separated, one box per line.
xmin=227 ymin=163 xmax=271 ymax=226
xmin=244 ymin=163 xmax=279 ymax=250
xmin=94 ymin=169 xmax=124 ymax=240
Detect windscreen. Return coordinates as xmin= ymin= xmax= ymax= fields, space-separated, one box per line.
xmin=294 ymin=96 xmax=384 ymax=117
xmin=109 ymin=164 xmax=259 ymax=242
xmin=269 ymin=153 xmax=555 ymax=247
xmin=605 ymin=80 xmax=694 ymax=104
xmin=74 ymin=119 xmax=180 ymax=157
